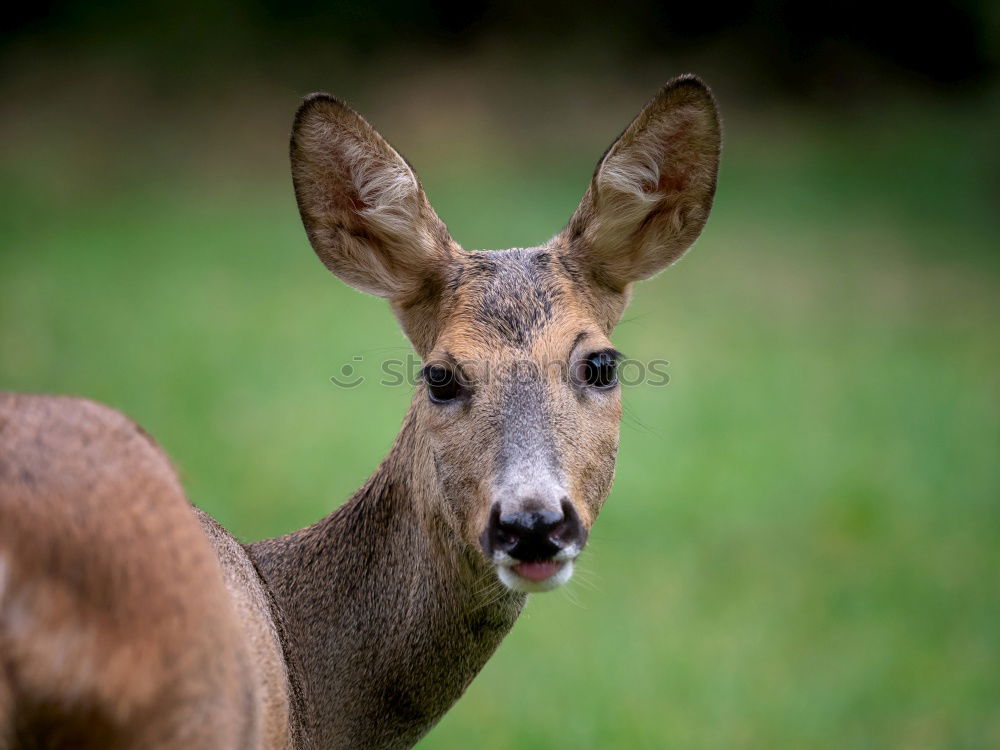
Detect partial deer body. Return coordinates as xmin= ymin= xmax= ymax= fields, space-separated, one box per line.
xmin=0 ymin=75 xmax=721 ymax=749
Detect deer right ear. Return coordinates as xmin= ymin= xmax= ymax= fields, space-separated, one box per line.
xmin=562 ymin=76 xmax=721 ymax=328
xmin=290 ymin=94 xmax=455 ymax=353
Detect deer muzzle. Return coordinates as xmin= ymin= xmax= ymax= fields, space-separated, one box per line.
xmin=481 ymin=499 xmax=587 ymax=592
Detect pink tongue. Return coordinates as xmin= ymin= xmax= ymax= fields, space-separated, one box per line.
xmin=514 ymin=561 xmax=563 ymax=582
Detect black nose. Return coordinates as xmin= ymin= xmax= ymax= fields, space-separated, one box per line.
xmin=482 ymin=500 xmax=586 ymax=561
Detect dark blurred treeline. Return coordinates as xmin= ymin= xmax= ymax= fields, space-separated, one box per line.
xmin=2 ymin=0 xmax=997 ymax=100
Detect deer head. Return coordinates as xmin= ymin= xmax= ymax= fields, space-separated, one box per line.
xmin=290 ymin=75 xmax=721 ymax=594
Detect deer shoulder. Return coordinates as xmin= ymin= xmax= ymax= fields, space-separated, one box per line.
xmin=0 ymin=393 xmax=289 ymax=748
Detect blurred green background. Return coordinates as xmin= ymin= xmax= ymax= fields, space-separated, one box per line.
xmin=2 ymin=2 xmax=999 ymax=747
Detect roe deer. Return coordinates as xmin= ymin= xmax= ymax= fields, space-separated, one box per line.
xmin=0 ymin=75 xmax=721 ymax=749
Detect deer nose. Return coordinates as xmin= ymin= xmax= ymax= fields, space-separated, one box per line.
xmin=483 ymin=500 xmax=585 ymax=561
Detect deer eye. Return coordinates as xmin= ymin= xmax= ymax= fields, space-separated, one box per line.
xmin=576 ymin=351 xmax=620 ymax=390
xmin=423 ymin=365 xmax=462 ymax=403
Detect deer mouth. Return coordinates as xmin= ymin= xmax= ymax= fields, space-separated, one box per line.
xmin=495 ymin=556 xmax=575 ymax=593
xmin=514 ymin=560 xmax=563 ymax=581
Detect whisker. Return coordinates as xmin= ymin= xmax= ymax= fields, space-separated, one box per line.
xmin=622 ymin=400 xmax=662 ymax=437
xmin=560 ymin=581 xmax=586 ymax=610
xmin=570 ymin=560 xmax=605 ymax=593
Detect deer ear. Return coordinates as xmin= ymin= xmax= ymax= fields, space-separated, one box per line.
xmin=290 ymin=94 xmax=455 ymax=353
xmin=563 ymin=75 xmax=721 ymax=314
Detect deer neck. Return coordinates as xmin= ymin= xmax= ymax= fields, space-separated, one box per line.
xmin=250 ymin=401 xmax=525 ymax=749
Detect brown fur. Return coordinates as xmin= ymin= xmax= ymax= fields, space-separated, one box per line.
xmin=0 ymin=75 xmax=721 ymax=749
xmin=0 ymin=395 xmax=265 ymax=748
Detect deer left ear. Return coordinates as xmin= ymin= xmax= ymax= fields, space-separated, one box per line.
xmin=563 ymin=75 xmax=721 ymax=312
xmin=290 ymin=93 xmax=457 ymax=355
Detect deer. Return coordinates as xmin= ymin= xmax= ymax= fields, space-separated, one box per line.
xmin=0 ymin=74 xmax=721 ymax=749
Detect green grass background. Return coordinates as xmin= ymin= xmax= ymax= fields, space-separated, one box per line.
xmin=2 ymin=87 xmax=998 ymax=747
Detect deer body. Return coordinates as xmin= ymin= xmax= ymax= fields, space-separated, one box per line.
xmin=0 ymin=395 xmax=283 ymax=749
xmin=0 ymin=76 xmax=721 ymax=749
